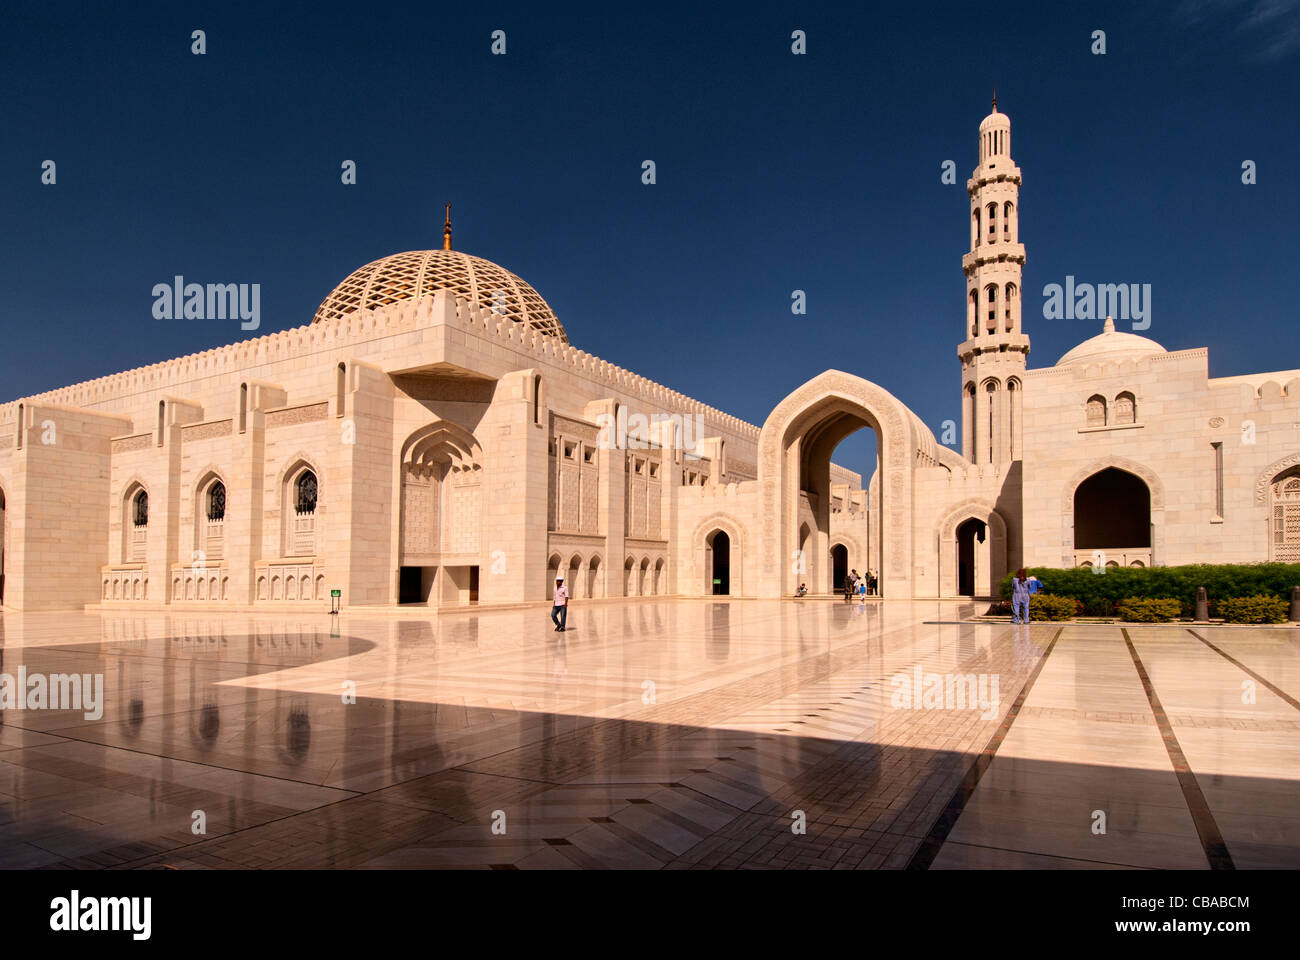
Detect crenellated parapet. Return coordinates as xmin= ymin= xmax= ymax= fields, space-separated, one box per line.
xmin=0 ymin=289 xmax=762 ymax=446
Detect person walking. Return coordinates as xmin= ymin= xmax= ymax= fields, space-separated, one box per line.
xmin=551 ymin=575 xmax=569 ymax=631
xmin=1011 ymin=568 xmax=1032 ymax=624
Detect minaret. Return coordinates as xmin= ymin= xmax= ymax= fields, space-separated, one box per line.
xmin=958 ymin=94 xmax=1029 ymax=466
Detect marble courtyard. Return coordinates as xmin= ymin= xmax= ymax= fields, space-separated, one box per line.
xmin=3 ymin=102 xmax=1299 ymax=614
xmin=0 ymin=600 xmax=1296 ymax=870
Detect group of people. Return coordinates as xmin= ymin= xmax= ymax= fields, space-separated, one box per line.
xmin=792 ymin=569 xmax=878 ymax=600
xmin=792 ymin=570 xmax=879 ymax=600
xmin=843 ymin=569 xmax=877 ymax=601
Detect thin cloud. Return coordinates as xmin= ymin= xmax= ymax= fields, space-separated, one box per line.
xmin=1172 ymin=0 xmax=1300 ymax=59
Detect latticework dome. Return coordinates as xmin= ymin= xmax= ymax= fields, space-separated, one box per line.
xmin=313 ymin=249 xmax=567 ymax=342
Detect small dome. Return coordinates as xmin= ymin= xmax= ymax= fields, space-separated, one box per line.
xmin=1057 ymin=317 xmax=1166 ymax=366
xmin=979 ymin=109 xmax=1010 ymax=132
xmin=313 ymin=249 xmax=567 ymax=342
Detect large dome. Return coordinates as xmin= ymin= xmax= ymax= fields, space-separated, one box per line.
xmin=313 ymin=249 xmax=567 ymax=342
xmin=1057 ymin=317 xmax=1165 ymax=366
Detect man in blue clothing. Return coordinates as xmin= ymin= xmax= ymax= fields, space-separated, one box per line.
xmin=1011 ymin=568 xmax=1032 ymax=624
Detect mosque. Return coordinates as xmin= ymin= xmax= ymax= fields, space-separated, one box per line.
xmin=1 ymin=102 xmax=1297 ymax=611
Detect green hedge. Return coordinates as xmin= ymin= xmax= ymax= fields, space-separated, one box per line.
xmin=1000 ymin=563 xmax=1300 ymax=617
xmin=1028 ymin=594 xmax=1079 ymax=621
xmin=1116 ymin=597 xmax=1183 ymax=622
xmin=1218 ymin=596 xmax=1289 ymax=624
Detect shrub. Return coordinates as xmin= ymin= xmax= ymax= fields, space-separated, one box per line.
xmin=1217 ymin=596 xmax=1289 ymax=624
xmin=1000 ymin=563 xmax=1300 ymax=617
xmin=1080 ymin=597 xmax=1114 ymax=617
xmin=1116 ymin=597 xmax=1182 ymax=622
xmin=1028 ymin=593 xmax=1078 ymax=621
xmin=985 ymin=600 xmax=1012 ymax=617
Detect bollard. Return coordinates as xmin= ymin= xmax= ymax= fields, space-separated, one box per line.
xmin=1291 ymin=585 xmax=1300 ymax=623
xmin=1195 ymin=586 xmax=1209 ymax=622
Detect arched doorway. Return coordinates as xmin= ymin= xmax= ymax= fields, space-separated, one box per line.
xmin=757 ymin=371 xmax=926 ymax=598
xmin=707 ymin=530 xmax=730 ymax=595
xmin=399 ymin=421 xmax=483 ymax=604
xmin=956 ymin=518 xmax=986 ymax=597
xmin=1074 ymin=467 xmax=1151 ymax=565
xmin=830 ymin=543 xmax=847 ymax=591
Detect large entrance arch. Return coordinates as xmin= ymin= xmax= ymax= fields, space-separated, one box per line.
xmin=1062 ymin=457 xmax=1164 ymax=568
xmin=757 ymin=370 xmax=932 ymax=598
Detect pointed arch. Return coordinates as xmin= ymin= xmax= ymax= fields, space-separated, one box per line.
xmin=936 ymin=500 xmax=1009 ymax=598
xmin=758 ymin=370 xmax=926 ymax=598
xmin=1062 ymin=457 xmax=1165 ymax=565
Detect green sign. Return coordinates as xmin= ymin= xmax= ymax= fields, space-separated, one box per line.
xmin=712 ymin=579 xmax=721 ymax=585
xmin=331 ymin=590 xmax=341 ymax=598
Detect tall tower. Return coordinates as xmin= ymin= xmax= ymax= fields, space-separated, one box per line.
xmin=958 ymin=95 xmax=1029 ymax=466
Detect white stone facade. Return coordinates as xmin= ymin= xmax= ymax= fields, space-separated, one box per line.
xmin=1 ymin=105 xmax=1296 ymax=611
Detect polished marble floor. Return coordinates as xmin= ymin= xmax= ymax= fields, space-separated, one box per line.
xmin=0 ymin=600 xmax=1295 ymax=869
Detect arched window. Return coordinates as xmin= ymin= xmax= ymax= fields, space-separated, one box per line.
xmin=986 ymin=203 xmax=997 ymax=240
xmin=336 ymin=363 xmax=346 ymax=418
xmin=1271 ymin=470 xmax=1300 ymax=562
xmin=972 ymin=209 xmax=981 ymax=248
xmin=985 ymin=284 xmax=998 ymax=328
xmin=197 ymin=476 xmax=227 ymax=562
xmin=968 ymin=289 xmax=978 ymax=336
xmin=964 ymin=382 xmax=977 ymax=461
xmin=1086 ymin=395 xmax=1107 ymax=427
xmin=1007 ymin=378 xmax=1021 ymax=460
xmin=1003 ymin=201 xmax=1014 ymax=240
xmin=1004 ymin=282 xmax=1018 ymax=331
xmin=285 ymin=465 xmax=319 ymax=557
xmin=133 ymin=490 xmax=149 ymax=527
xmin=207 ymin=481 xmax=226 ymax=521
xmin=984 ymin=380 xmax=998 ymax=464
xmin=295 ymin=471 xmax=318 ymax=514
xmin=1114 ymin=391 xmax=1136 ymax=425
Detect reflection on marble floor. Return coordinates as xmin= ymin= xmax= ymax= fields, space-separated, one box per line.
xmin=0 ymin=600 xmax=1296 ymax=869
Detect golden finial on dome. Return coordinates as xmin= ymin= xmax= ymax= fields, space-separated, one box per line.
xmin=992 ymin=86 xmax=998 ymax=112
xmin=442 ymin=202 xmax=453 ymax=250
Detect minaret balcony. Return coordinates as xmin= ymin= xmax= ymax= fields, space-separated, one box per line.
xmin=957 ymin=333 xmax=1031 ymax=363
xmin=962 ymin=243 xmax=1026 ymax=272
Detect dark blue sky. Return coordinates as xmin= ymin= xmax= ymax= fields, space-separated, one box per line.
xmin=3 ymin=0 xmax=1297 ymax=478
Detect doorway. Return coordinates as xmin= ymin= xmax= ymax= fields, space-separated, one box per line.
xmin=708 ymin=530 xmax=730 ymax=595
xmin=831 ymin=543 xmax=848 ymax=591
xmin=956 ymin=518 xmax=986 ymax=597
xmin=399 ymin=566 xmax=434 ymax=603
